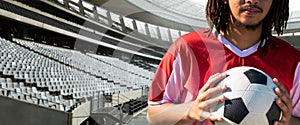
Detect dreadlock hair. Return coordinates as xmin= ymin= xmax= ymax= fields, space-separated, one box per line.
xmin=206 ymin=0 xmax=289 ymax=39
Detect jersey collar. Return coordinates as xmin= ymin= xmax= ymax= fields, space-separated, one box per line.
xmin=217 ymin=34 xmax=266 ymax=57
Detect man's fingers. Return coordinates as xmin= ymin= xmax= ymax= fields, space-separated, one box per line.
xmin=273 ymin=78 xmax=292 ymax=113
xmin=198 ymin=110 xmax=223 ymax=122
xmin=195 ymin=95 xmax=225 ymax=121
xmin=273 ymin=78 xmax=292 ymax=124
xmin=200 ymin=73 xmax=227 ymax=94
xmin=275 ymin=88 xmax=292 ymax=111
xmin=198 ymin=95 xmax=226 ymax=110
xmin=208 ymin=115 xmax=223 ymax=122
xmin=193 ymin=73 xmax=227 ymax=122
xmin=198 ymin=111 xmax=211 ymax=121
xmin=197 ymin=85 xmax=227 ymax=101
xmin=273 ymin=78 xmax=289 ymax=96
xmin=276 ymin=99 xmax=291 ymax=120
xmin=200 ymin=73 xmax=221 ymax=92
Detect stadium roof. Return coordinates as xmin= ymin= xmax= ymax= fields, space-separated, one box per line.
xmin=129 ymin=0 xmax=300 ymax=32
xmin=81 ymin=0 xmax=300 ymax=49
xmin=145 ymin=0 xmax=206 ymax=20
xmin=143 ymin=0 xmax=300 ymax=20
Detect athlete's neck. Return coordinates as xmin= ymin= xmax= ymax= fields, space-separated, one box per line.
xmin=220 ymin=23 xmax=262 ymax=51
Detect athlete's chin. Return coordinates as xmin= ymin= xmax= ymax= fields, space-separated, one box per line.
xmin=238 ymin=18 xmax=262 ymax=25
xmin=239 ymin=21 xmax=261 ymax=26
xmin=234 ymin=20 xmax=262 ymax=30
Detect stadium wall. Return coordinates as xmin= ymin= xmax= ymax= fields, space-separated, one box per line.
xmin=0 ymin=95 xmax=71 ymax=125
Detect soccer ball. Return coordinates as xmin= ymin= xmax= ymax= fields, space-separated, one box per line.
xmin=211 ymin=66 xmax=282 ymax=125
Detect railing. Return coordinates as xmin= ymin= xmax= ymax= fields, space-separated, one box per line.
xmin=90 ymin=86 xmax=148 ymax=112
xmin=55 ymin=0 xmax=191 ymax=43
xmin=90 ymin=86 xmax=149 ymax=124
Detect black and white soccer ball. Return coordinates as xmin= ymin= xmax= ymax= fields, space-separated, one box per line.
xmin=211 ymin=66 xmax=282 ymax=125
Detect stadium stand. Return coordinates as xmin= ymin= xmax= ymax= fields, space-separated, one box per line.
xmin=0 ymin=0 xmax=165 ymax=57
xmin=0 ymin=35 xmax=152 ymax=124
xmin=0 ymin=0 xmax=166 ymax=124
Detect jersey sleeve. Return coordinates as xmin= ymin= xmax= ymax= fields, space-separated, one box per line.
xmin=161 ymin=55 xmax=185 ymax=104
xmin=147 ymin=39 xmax=179 ymax=104
xmin=291 ymin=62 xmax=300 ymax=117
xmin=148 ymin=32 xmax=206 ymax=104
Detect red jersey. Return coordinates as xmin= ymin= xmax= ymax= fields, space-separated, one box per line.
xmin=148 ymin=29 xmax=300 ymax=119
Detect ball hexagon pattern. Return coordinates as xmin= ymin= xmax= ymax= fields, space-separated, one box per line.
xmin=211 ymin=66 xmax=282 ymax=125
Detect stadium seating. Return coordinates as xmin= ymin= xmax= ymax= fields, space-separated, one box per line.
xmin=0 ymin=0 xmax=162 ymax=124
xmin=0 ymin=37 xmax=154 ymax=113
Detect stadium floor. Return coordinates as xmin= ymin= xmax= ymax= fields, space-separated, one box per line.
xmin=127 ymin=108 xmax=149 ymax=125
